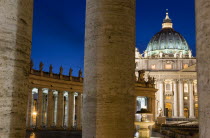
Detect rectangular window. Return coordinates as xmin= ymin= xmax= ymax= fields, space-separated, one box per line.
xmin=165 ymin=64 xmax=172 ymax=69
xmin=151 ymin=64 xmax=156 ymax=70
xmin=166 ymin=84 xmax=171 ymax=91
xmin=183 ymin=64 xmax=189 ymax=69
xmin=184 ymin=83 xmax=188 ymax=93
xmin=184 ymin=97 xmax=188 ymax=100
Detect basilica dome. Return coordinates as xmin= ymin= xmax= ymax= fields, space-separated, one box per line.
xmin=144 ymin=11 xmax=192 ymax=58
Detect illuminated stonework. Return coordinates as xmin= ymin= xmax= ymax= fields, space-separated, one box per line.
xmin=135 ymin=12 xmax=197 ymax=119
xmin=144 ymin=11 xmax=192 ymax=59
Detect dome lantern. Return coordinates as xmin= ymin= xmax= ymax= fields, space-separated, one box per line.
xmin=162 ymin=10 xmax=173 ymax=29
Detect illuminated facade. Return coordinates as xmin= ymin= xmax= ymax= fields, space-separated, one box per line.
xmin=26 ymin=62 xmax=157 ymax=129
xmin=135 ymin=12 xmax=198 ymax=119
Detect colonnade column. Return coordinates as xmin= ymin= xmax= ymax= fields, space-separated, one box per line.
xmin=83 ymin=0 xmax=136 ymax=137
xmin=56 ymin=91 xmax=64 ymax=128
xmin=0 ymin=0 xmax=33 ymax=137
xmin=26 ymin=87 xmax=33 ymax=128
xmin=47 ymin=90 xmax=54 ymax=128
xmin=68 ymin=92 xmax=75 ymax=129
xmin=172 ymin=80 xmax=178 ymax=118
xmin=76 ymin=93 xmax=82 ymax=130
xmin=196 ymin=0 xmax=210 ymax=136
xmin=159 ymin=80 xmax=164 ymax=116
xmin=188 ymin=80 xmax=195 ymax=118
xmin=179 ymin=80 xmax=185 ymax=118
xmin=37 ymin=88 xmax=43 ymax=128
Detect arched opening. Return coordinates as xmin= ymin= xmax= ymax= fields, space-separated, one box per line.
xmin=184 ymin=108 xmax=189 ymax=118
xmin=165 ymin=103 xmax=172 ymax=118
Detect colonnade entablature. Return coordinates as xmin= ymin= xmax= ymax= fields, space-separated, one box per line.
xmin=30 ymin=61 xmax=83 ymax=83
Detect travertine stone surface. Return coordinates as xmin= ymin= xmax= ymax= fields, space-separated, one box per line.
xmin=26 ymin=87 xmax=33 ymax=128
xmin=56 ymin=91 xmax=64 ymax=128
xmin=68 ymin=92 xmax=75 ymax=129
xmin=196 ymin=0 xmax=210 ymax=137
xmin=37 ymin=88 xmax=43 ymax=127
xmin=179 ymin=80 xmax=184 ymax=117
xmin=76 ymin=93 xmax=82 ymax=130
xmin=0 ymin=0 xmax=33 ymax=137
xmin=83 ymin=0 xmax=136 ymax=137
xmin=47 ymin=90 xmax=54 ymax=127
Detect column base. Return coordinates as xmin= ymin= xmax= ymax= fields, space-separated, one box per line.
xmin=189 ymin=116 xmax=196 ymax=119
xmin=178 ymin=116 xmax=186 ymax=118
xmin=172 ymin=116 xmax=178 ymax=118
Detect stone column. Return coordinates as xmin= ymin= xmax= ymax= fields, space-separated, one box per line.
xmin=37 ymin=88 xmax=43 ymax=128
xmin=47 ymin=90 xmax=54 ymax=128
xmin=179 ymin=80 xmax=185 ymax=118
xmin=26 ymin=87 xmax=33 ymax=128
xmin=172 ymin=80 xmax=178 ymax=118
xmin=76 ymin=93 xmax=82 ymax=130
xmin=151 ymin=97 xmax=156 ymax=120
xmin=159 ymin=80 xmax=164 ymax=116
xmin=0 ymin=0 xmax=33 ymax=137
xmin=83 ymin=0 xmax=136 ymax=137
xmin=68 ymin=92 xmax=75 ymax=129
xmin=188 ymin=80 xmax=195 ymax=118
xmin=56 ymin=91 xmax=64 ymax=128
xmin=196 ymin=0 xmax=210 ymax=136
xmin=53 ymin=94 xmax=58 ymax=126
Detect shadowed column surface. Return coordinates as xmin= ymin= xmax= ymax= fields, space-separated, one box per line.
xmin=83 ymin=0 xmax=136 ymax=137
xmin=196 ymin=0 xmax=210 ymax=137
xmin=0 ymin=0 xmax=33 ymax=137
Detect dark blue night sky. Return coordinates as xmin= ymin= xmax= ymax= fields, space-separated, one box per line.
xmin=32 ymin=0 xmax=195 ymax=76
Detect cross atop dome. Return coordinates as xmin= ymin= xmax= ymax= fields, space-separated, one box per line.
xmin=162 ymin=9 xmax=173 ymax=29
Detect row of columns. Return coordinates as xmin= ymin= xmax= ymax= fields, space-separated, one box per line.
xmin=26 ymin=88 xmax=82 ymax=130
xmin=158 ymin=79 xmax=195 ymax=118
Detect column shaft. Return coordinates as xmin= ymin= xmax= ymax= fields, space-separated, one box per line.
xmin=159 ymin=81 xmax=164 ymax=116
xmin=76 ymin=93 xmax=82 ymax=130
xmin=173 ymin=81 xmax=178 ymax=118
xmin=47 ymin=90 xmax=54 ymax=128
xmin=189 ymin=81 xmax=195 ymax=118
xmin=37 ymin=88 xmax=43 ymax=127
xmin=68 ymin=92 xmax=75 ymax=129
xmin=196 ymin=0 xmax=210 ymax=136
xmin=56 ymin=91 xmax=64 ymax=128
xmin=84 ymin=0 xmax=136 ymax=137
xmin=26 ymin=87 xmax=33 ymax=128
xmin=0 ymin=0 xmax=33 ymax=137
xmin=179 ymin=80 xmax=184 ymax=118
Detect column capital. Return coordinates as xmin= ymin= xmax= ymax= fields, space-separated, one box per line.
xmin=157 ymin=79 xmax=164 ymax=83
xmin=187 ymin=79 xmax=194 ymax=84
xmin=179 ymin=79 xmax=184 ymax=83
xmin=172 ymin=79 xmax=179 ymax=83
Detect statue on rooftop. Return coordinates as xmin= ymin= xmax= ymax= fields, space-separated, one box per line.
xmin=59 ymin=66 xmax=63 ymax=75
xmin=159 ymin=52 xmax=163 ymax=58
xmin=144 ymin=51 xmax=148 ymax=58
xmin=188 ymin=50 xmax=192 ymax=58
xmin=49 ymin=64 xmax=53 ymax=73
xmin=78 ymin=69 xmax=82 ymax=78
xmin=39 ymin=62 xmax=44 ymax=71
xmin=138 ymin=70 xmax=145 ymax=82
xmin=179 ymin=51 xmax=183 ymax=58
xmin=69 ymin=68 xmax=73 ymax=76
xmin=174 ymin=52 xmax=177 ymax=58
